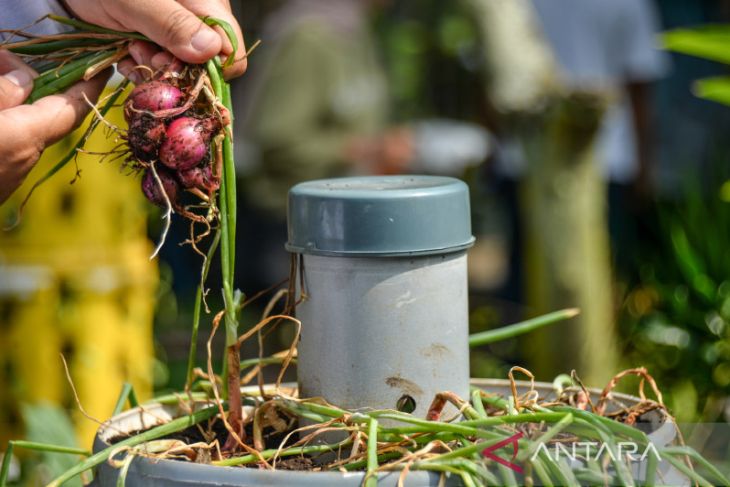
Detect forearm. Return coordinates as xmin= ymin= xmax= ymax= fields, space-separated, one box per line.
xmin=627 ymin=81 xmax=653 ymax=180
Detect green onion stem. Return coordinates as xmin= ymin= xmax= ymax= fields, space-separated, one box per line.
xmin=185 ymin=229 xmax=221 ymax=389
xmin=202 ymin=17 xmax=239 ymax=68
xmin=239 ymin=355 xmax=293 ymax=371
xmin=364 ymin=418 xmax=379 ymax=487
xmin=8 ymin=38 xmax=117 ymax=55
xmin=469 ymin=308 xmax=580 ymax=347
xmin=1 ymin=441 xmax=90 ymax=486
xmin=146 ymin=392 xmax=210 ymax=405
xmin=47 ymin=406 xmax=219 ymax=487
xmin=213 ymin=441 xmax=351 ymax=467
xmin=0 ymin=443 xmax=12 ymax=487
xmin=33 ymin=51 xmax=102 ymax=89
xmin=48 ymin=15 xmax=147 ymax=40
xmin=662 ymin=447 xmax=730 ymax=486
xmin=663 ymin=454 xmax=713 ymax=487
xmin=206 ymin=57 xmax=243 ymax=437
xmin=112 ymin=383 xmax=136 ymax=416
xmin=7 ymin=441 xmax=88 ymax=457
xmin=205 ymin=59 xmax=237 ymax=346
xmin=28 ymin=50 xmax=114 ymax=102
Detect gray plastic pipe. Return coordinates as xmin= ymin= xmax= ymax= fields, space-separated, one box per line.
xmin=287 ymin=176 xmax=475 ymax=417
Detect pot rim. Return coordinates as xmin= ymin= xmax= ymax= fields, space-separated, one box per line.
xmin=93 ymin=378 xmax=675 ymax=483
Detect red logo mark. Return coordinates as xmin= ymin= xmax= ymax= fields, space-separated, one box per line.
xmin=481 ymin=432 xmax=524 ymax=474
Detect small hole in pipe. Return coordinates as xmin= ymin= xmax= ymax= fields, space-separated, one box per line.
xmin=396 ymin=394 xmax=416 ymax=414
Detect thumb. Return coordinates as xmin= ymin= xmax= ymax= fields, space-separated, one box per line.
xmin=0 ymin=70 xmax=34 ymax=109
xmin=107 ymin=0 xmax=222 ymax=64
xmin=0 ymin=51 xmax=37 ymax=109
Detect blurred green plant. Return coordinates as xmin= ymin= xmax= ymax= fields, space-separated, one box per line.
xmin=615 ymin=25 xmax=730 ymax=422
xmin=664 ymin=25 xmax=730 ymax=106
xmin=14 ymin=403 xmax=84 ymax=486
xmin=620 ymin=167 xmax=730 ymax=422
xmin=375 ymin=0 xmax=483 ymax=121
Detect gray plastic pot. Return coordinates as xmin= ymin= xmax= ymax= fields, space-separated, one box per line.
xmin=91 ymin=380 xmax=685 ymax=486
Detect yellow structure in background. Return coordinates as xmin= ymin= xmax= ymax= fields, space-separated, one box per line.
xmin=0 ymin=86 xmax=157 ymax=446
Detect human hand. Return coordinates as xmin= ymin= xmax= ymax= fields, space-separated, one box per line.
xmin=0 ymin=51 xmax=109 ymax=205
xmin=376 ymin=128 xmax=415 ymax=175
xmin=63 ymin=0 xmax=247 ymax=80
xmin=346 ymin=128 xmax=414 ymax=175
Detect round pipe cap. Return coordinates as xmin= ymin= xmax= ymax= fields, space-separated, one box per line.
xmin=286 ymin=175 xmax=474 ymax=256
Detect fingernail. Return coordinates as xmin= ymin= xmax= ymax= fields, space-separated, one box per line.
xmin=191 ymin=28 xmax=219 ymax=53
xmin=4 ymin=69 xmax=32 ymax=88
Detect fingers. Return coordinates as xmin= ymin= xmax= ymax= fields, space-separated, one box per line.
xmin=0 ymin=51 xmax=38 ymax=109
xmin=0 ymin=50 xmax=36 ymax=73
xmin=118 ymin=42 xmax=156 ymax=83
xmin=118 ymin=42 xmax=186 ymax=84
xmin=67 ymin=0 xmax=246 ymax=79
xmin=105 ymin=0 xmax=223 ymax=65
xmin=178 ymin=0 xmax=247 ymax=79
xmin=117 ymin=59 xmax=144 ymax=84
xmin=2 ymin=70 xmax=111 ymax=153
xmin=0 ymin=71 xmax=110 ymax=205
xmin=116 ymin=1 xmax=247 ymax=82
xmin=32 ymin=71 xmax=111 ymax=147
xmin=129 ymin=41 xmax=161 ymax=68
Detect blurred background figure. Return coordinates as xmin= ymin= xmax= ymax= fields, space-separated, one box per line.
xmin=468 ymin=0 xmax=669 ymax=384
xmin=529 ymin=0 xmax=670 ymax=273
xmin=232 ymin=0 xmax=416 ymax=292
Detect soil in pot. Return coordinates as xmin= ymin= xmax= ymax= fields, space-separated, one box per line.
xmin=87 ymin=376 xmax=704 ymax=487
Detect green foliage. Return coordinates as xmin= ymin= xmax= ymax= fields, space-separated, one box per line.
xmin=693 ymin=77 xmax=730 ymax=106
xmin=663 ymin=25 xmax=730 ymax=65
xmin=21 ymin=403 xmax=83 ymax=487
xmin=664 ymin=25 xmax=730 ymax=106
xmin=622 ymin=22 xmax=730 ymax=415
xmin=620 ymin=167 xmax=730 ymax=421
xmin=376 ymin=0 xmax=483 ymax=120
